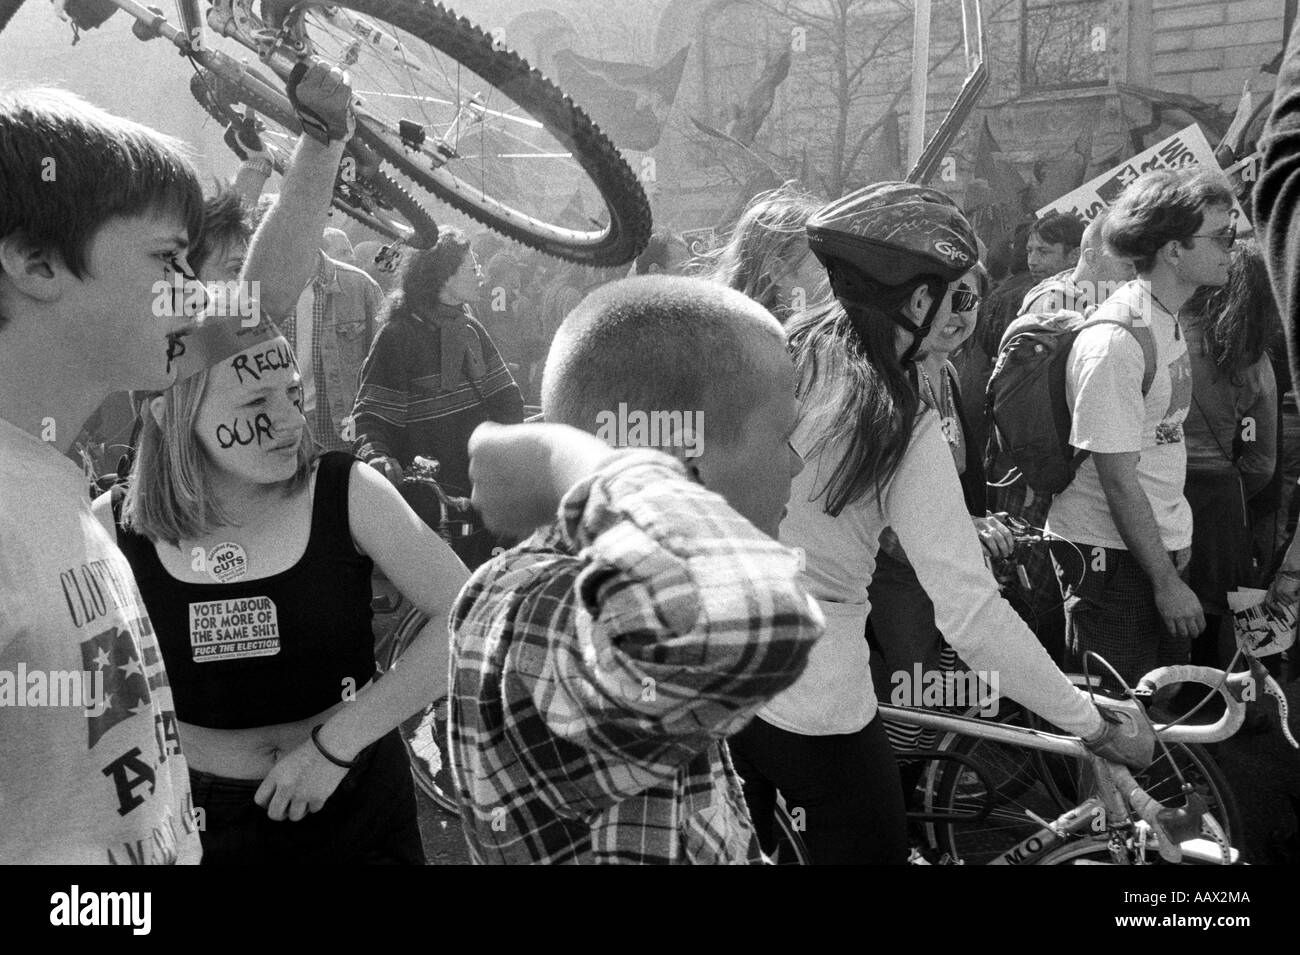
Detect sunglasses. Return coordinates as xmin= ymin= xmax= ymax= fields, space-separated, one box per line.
xmin=1191 ymin=224 xmax=1237 ymax=251
xmin=950 ymin=289 xmax=980 ymax=313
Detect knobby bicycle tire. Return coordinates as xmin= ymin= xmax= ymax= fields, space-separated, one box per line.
xmin=0 ymin=0 xmax=22 ymax=35
xmin=260 ymin=0 xmax=651 ymax=265
xmin=376 ymin=601 xmax=457 ymax=814
xmin=189 ymin=67 xmax=440 ymax=242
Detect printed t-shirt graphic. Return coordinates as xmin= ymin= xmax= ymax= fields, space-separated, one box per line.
xmin=0 ymin=417 xmax=201 ymax=864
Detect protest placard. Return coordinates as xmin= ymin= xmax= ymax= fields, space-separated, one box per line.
xmin=1037 ymin=124 xmax=1251 ymax=231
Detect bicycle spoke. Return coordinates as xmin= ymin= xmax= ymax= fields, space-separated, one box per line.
xmin=296 ymin=5 xmax=612 ymax=234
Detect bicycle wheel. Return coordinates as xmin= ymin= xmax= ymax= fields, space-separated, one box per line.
xmin=925 ymin=704 xmax=1244 ymax=865
xmin=259 ymin=0 xmax=651 ymax=265
xmin=377 ymin=603 xmax=457 ymax=814
xmin=190 ymin=67 xmax=438 ymax=242
xmin=770 ymin=795 xmax=812 ymax=865
xmin=1037 ymin=826 xmax=1238 ymax=865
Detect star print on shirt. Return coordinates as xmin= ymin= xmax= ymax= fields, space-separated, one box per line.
xmin=80 ymin=620 xmax=154 ymax=748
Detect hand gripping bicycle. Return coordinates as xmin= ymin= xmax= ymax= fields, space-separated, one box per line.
xmin=903 ymin=664 xmax=1253 ymax=864
xmin=7 ymin=0 xmax=652 ymax=264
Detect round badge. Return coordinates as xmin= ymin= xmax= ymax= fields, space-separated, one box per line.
xmin=207 ymin=541 xmax=249 ymax=583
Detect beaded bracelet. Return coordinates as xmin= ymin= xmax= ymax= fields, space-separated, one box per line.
xmin=241 ymin=157 xmax=273 ymax=178
xmin=310 ymin=724 xmax=356 ymax=769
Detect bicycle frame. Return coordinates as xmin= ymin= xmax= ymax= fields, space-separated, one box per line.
xmin=878 ymin=678 xmax=1247 ymax=865
xmin=101 ymin=0 xmax=304 ymax=124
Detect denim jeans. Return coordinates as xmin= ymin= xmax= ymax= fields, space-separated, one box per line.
xmin=189 ymin=729 xmax=425 ymax=865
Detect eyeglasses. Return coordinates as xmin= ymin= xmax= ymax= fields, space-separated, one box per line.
xmin=1191 ymin=224 xmax=1237 ymax=251
xmin=950 ymin=289 xmax=981 ymax=313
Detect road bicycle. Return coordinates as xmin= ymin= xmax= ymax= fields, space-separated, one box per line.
xmin=3 ymin=0 xmax=652 ymax=263
xmin=897 ymin=664 xmax=1256 ymax=864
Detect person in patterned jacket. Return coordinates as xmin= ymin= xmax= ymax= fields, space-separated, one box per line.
xmin=351 ymin=226 xmax=524 ymax=495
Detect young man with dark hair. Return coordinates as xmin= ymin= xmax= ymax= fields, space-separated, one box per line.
xmin=0 ymin=65 xmax=355 ymax=864
xmin=1019 ymin=209 xmax=1135 ymax=316
xmin=447 ymin=276 xmax=823 ymax=864
xmin=1047 ymin=168 xmax=1236 ymax=685
xmin=1026 ymin=211 xmax=1086 ymax=283
xmin=0 ymin=88 xmax=206 ymax=864
xmin=190 ymin=188 xmax=254 ymax=283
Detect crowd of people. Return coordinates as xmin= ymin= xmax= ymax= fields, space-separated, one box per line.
xmin=5 ymin=20 xmax=1300 ymax=866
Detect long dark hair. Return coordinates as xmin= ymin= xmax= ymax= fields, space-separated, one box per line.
xmin=786 ymin=279 xmax=924 ymax=516
xmin=1182 ymin=242 xmax=1280 ymax=386
xmin=379 ymin=227 xmax=472 ymax=324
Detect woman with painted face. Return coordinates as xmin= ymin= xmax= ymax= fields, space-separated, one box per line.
xmin=92 ymin=330 xmax=469 ymax=864
xmin=726 ymin=183 xmax=1144 ymax=865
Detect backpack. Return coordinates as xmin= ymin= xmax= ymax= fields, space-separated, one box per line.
xmin=984 ymin=307 xmax=1157 ymax=497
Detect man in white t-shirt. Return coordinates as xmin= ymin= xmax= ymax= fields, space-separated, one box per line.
xmin=1047 ymin=168 xmax=1236 ymax=685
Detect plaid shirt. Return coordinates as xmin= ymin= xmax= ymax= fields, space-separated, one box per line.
xmin=448 ymin=451 xmax=823 ymax=864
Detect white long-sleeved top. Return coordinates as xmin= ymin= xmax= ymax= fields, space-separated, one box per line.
xmin=759 ymin=397 xmax=1104 ymax=739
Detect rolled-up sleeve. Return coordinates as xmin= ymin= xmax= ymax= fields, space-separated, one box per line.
xmin=521 ymin=451 xmax=823 ymax=807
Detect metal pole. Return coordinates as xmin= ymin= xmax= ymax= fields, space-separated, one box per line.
xmin=909 ymin=0 xmax=932 ymax=170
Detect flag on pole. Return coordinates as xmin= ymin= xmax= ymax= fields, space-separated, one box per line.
xmin=551 ymin=46 xmax=691 ymax=151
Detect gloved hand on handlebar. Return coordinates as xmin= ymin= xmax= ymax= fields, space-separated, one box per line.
xmin=1081 ymin=696 xmax=1156 ymax=771
xmin=223 ymin=106 xmax=272 ymax=164
xmin=287 ymin=61 xmax=356 ymax=145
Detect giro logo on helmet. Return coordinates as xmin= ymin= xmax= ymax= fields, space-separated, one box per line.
xmin=933 ymin=240 xmax=971 ymax=263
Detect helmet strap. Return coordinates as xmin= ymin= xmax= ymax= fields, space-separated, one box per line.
xmin=893 ymin=278 xmax=946 ymax=364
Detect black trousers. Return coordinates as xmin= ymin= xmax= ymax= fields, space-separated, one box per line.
xmin=189 ymin=729 xmax=425 ymax=865
xmin=728 ymin=715 xmax=909 ymax=865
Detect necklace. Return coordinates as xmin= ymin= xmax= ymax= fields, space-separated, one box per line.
xmin=918 ymin=365 xmax=960 ymax=449
xmin=1146 ymin=287 xmax=1183 ymax=340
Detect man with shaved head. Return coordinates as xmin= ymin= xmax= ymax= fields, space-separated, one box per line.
xmin=447 ymin=275 xmax=823 ymax=864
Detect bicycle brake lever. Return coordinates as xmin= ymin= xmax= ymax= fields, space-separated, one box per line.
xmin=1253 ymin=659 xmax=1299 ymax=749
xmin=1156 ymin=790 xmax=1208 ymax=847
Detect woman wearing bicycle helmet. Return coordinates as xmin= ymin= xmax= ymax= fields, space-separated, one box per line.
xmin=727 ymin=183 xmax=1132 ymax=864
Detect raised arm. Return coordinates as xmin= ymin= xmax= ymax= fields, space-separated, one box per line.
xmin=458 ymin=423 xmax=823 ymax=810
xmin=241 ymin=64 xmax=354 ymax=320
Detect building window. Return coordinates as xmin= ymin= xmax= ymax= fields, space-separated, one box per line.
xmin=1020 ymin=0 xmax=1111 ymax=93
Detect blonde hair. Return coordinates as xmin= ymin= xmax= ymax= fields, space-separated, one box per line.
xmin=120 ymin=352 xmax=315 ymax=546
xmin=700 ymin=181 xmax=824 ymax=312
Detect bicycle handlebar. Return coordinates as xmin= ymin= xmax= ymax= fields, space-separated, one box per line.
xmin=1130 ymin=665 xmax=1248 ymax=745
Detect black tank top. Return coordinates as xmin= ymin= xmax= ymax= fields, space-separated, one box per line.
xmin=113 ymin=452 xmax=376 ymax=729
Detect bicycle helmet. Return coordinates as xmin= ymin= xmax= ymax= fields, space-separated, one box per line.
xmin=806 ymin=182 xmax=979 ymax=362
